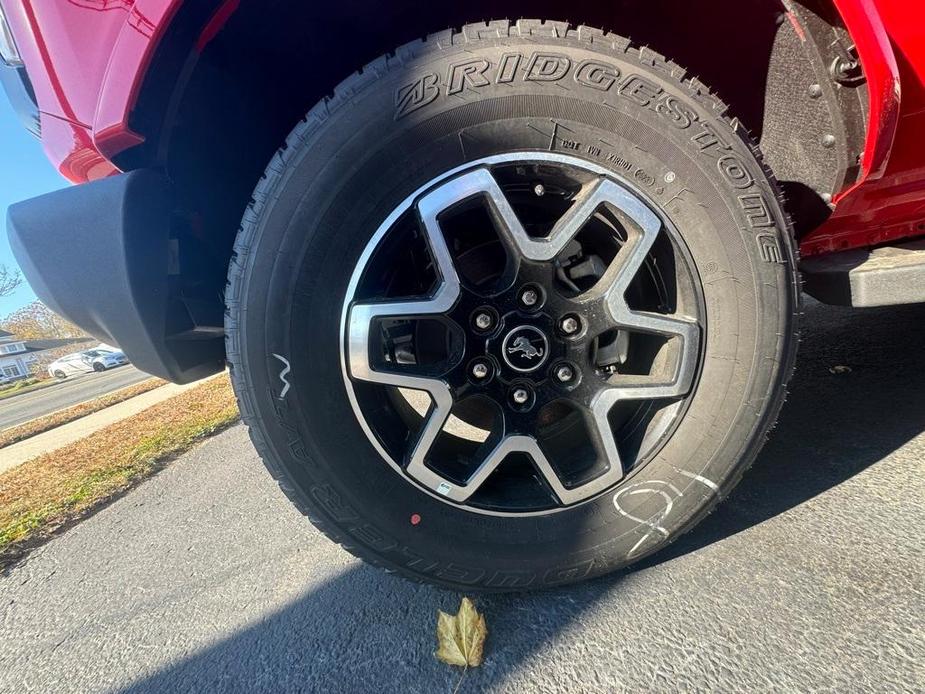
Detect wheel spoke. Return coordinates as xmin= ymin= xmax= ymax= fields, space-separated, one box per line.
xmin=347 ymin=179 xmax=486 ymax=497
xmin=611 ymin=311 xmax=700 ymax=396
xmin=592 ymin=196 xmax=663 ymax=302
xmin=346 ymin=171 xmax=469 ymax=384
xmin=430 ymin=434 xmax=571 ymax=504
xmin=476 ymin=171 xmax=664 ymax=264
xmin=492 ymin=177 xmax=614 ymax=261
xmin=515 ymin=399 xmax=629 ymax=505
xmin=577 ymin=194 xmax=701 ymax=404
xmin=402 ymin=385 xmax=457 ymax=493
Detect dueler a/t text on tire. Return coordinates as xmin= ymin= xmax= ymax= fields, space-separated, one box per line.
xmin=225 ymin=20 xmax=799 ymax=591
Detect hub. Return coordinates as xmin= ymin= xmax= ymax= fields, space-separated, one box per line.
xmin=500 ymin=325 xmax=549 ymax=373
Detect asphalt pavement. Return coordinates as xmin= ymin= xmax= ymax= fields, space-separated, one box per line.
xmin=0 ymin=365 xmax=151 ymax=430
xmin=1 ymin=300 xmax=923 ymax=693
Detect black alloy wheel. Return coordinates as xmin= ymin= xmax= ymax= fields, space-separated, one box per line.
xmin=343 ymin=154 xmax=704 ymax=514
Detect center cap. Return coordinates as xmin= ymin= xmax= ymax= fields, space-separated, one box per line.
xmin=501 ymin=325 xmax=549 ymax=373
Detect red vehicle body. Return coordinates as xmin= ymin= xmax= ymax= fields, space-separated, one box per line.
xmin=2 ymin=0 xmax=924 ymax=258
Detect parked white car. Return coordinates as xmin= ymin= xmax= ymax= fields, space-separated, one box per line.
xmin=48 ymin=348 xmax=128 ymax=378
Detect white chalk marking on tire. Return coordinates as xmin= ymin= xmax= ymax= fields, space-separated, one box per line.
xmin=675 ymin=468 xmax=719 ymax=492
xmin=272 ymin=354 xmax=291 ymax=400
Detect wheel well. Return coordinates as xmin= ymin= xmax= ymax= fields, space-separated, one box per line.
xmin=118 ymin=0 xmax=867 ymax=307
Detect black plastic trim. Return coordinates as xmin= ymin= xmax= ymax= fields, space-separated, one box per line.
xmin=801 ymin=240 xmax=925 ymax=307
xmin=7 ymin=170 xmax=225 ymax=383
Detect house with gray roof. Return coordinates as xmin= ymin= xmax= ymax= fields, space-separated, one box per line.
xmin=0 ymin=329 xmax=92 ymax=381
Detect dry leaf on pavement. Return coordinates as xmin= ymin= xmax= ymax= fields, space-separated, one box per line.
xmin=435 ymin=597 xmax=488 ymax=668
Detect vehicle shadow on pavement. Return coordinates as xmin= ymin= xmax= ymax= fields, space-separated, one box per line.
xmin=640 ymin=298 xmax=925 ymax=568
xmin=116 ymin=300 xmax=925 ymax=693
xmin=114 ymin=562 xmax=635 ymax=693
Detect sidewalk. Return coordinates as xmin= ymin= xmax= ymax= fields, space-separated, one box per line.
xmin=0 ymin=380 xmax=203 ymax=475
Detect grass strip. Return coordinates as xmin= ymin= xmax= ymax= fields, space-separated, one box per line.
xmin=0 ymin=374 xmax=239 ymax=569
xmin=0 ymin=377 xmax=167 ymax=448
xmin=0 ymin=378 xmax=60 ymax=401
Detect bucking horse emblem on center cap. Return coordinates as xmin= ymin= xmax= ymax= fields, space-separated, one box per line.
xmin=507 ymin=336 xmax=544 ymax=360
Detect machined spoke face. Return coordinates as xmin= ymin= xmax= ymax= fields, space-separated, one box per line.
xmin=343 ymin=154 xmax=705 ymax=514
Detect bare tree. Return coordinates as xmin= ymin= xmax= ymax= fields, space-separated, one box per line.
xmin=0 ymin=265 xmax=22 ymax=298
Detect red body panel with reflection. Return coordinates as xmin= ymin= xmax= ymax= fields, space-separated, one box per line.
xmin=3 ymin=0 xmax=924 ymax=257
xmin=1 ymin=0 xmax=181 ymax=181
xmin=807 ymin=0 xmax=925 ymax=255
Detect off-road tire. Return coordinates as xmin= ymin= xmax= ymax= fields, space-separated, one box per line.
xmin=224 ymin=20 xmax=800 ymax=591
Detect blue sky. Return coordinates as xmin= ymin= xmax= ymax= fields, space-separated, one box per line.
xmin=0 ymin=96 xmax=67 ymax=317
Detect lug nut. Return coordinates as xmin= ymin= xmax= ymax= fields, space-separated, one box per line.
xmin=511 ymin=387 xmax=530 ymax=405
xmin=474 ymin=311 xmax=493 ymax=330
xmin=471 ymin=362 xmax=490 ymax=380
xmin=520 ymin=287 xmax=539 ymax=308
xmin=560 ymin=315 xmax=581 ymax=335
xmin=533 ymin=183 xmax=546 ymax=197
xmin=555 ymin=365 xmax=575 ymax=383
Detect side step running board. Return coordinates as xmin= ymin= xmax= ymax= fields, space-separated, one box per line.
xmin=801 ymin=240 xmax=925 ymax=307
